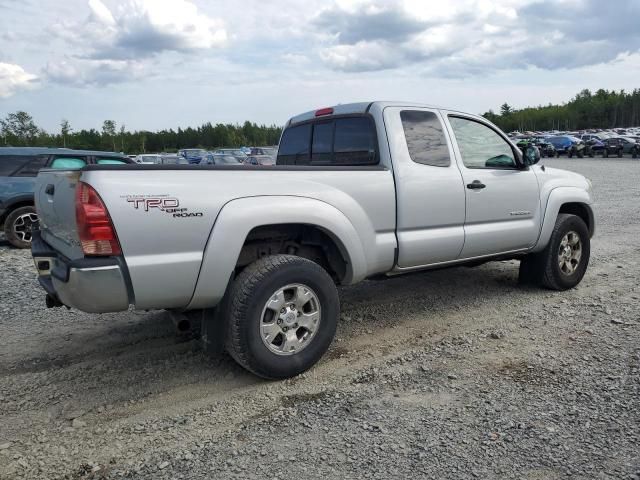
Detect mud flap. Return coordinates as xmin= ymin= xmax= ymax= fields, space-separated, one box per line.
xmin=189 ymin=308 xmax=226 ymax=356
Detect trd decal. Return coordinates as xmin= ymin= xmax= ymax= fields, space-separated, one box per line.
xmin=123 ymin=195 xmax=203 ymax=218
xmin=127 ymin=197 xmax=179 ymax=211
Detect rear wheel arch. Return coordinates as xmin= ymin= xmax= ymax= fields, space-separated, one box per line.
xmin=187 ymin=196 xmax=367 ymax=310
xmin=1 ymin=198 xmax=35 ymax=225
xmin=237 ymin=223 xmax=351 ymax=283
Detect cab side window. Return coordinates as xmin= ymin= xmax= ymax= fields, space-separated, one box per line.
xmin=449 ymin=116 xmax=517 ymax=169
xmin=400 ymin=110 xmax=450 ymax=167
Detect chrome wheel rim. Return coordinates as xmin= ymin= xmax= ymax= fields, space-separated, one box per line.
xmin=260 ymin=283 xmax=321 ymax=356
xmin=558 ymin=231 xmax=582 ymax=275
xmin=13 ymin=212 xmax=38 ymax=243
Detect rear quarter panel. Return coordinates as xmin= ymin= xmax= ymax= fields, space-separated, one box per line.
xmin=82 ymin=167 xmax=397 ymax=310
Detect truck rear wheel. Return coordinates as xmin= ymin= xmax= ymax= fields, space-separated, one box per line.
xmin=4 ymin=206 xmax=38 ymax=249
xmin=224 ymin=255 xmax=339 ymax=379
xmin=519 ymin=214 xmax=590 ymax=291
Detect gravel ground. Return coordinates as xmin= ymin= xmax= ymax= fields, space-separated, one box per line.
xmin=0 ymin=158 xmax=639 ymax=480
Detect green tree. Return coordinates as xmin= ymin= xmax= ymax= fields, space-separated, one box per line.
xmin=1 ymin=111 xmax=40 ymax=145
xmin=500 ymin=103 xmax=513 ymax=117
xmin=60 ymin=119 xmax=72 ymax=147
xmin=102 ymin=119 xmax=117 ymax=151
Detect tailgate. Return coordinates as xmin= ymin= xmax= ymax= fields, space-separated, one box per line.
xmin=35 ymin=169 xmax=85 ymax=260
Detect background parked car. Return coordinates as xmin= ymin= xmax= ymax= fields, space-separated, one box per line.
xmin=200 ymin=154 xmax=242 ymax=165
xmin=0 ymin=147 xmax=131 ymax=248
xmin=134 ymin=154 xmax=162 ymax=164
xmin=547 ymin=136 xmax=578 ymax=156
xmin=250 ymin=147 xmax=277 ymax=157
xmin=601 ymin=138 xmax=625 ymax=158
xmin=178 ymin=148 xmax=208 ymax=164
xmin=159 ymin=154 xmax=190 ymax=165
xmin=212 ymin=149 xmax=248 ymax=163
xmin=245 ymin=154 xmax=276 ymax=166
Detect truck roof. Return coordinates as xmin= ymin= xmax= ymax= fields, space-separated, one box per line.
xmin=0 ymin=147 xmax=126 ymax=157
xmin=286 ymin=101 xmax=447 ymax=126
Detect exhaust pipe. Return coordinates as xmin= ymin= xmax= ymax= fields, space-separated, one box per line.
xmin=168 ymin=311 xmax=193 ymax=333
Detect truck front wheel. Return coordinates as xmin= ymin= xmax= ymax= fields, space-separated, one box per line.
xmin=519 ymin=214 xmax=590 ymax=291
xmin=224 ymin=255 xmax=339 ymax=379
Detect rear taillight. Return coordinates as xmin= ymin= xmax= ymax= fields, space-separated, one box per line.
xmin=76 ymin=182 xmax=121 ymax=256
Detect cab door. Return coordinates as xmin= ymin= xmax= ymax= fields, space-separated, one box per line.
xmin=442 ymin=113 xmax=541 ymax=259
xmin=384 ymin=107 xmax=466 ymax=268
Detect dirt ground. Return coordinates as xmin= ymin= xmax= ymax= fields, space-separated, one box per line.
xmin=0 ymin=158 xmax=638 ymax=479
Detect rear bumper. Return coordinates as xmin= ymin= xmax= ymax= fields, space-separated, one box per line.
xmin=32 ymin=231 xmax=131 ymax=313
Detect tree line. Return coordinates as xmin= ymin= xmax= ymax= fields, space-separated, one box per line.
xmin=483 ymin=88 xmax=640 ymax=133
xmin=3 ymin=87 xmax=639 ymax=152
xmin=0 ymin=112 xmax=283 ymax=153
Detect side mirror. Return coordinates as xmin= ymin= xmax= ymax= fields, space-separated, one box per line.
xmin=524 ymin=145 xmax=540 ymax=166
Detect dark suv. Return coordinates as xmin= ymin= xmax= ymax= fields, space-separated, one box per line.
xmin=0 ymin=147 xmax=131 ymax=248
xmin=601 ymin=138 xmax=625 ymax=158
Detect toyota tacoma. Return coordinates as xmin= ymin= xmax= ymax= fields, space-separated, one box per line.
xmin=31 ymin=102 xmax=595 ymax=379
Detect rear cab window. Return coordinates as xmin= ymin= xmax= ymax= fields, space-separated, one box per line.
xmin=277 ymin=115 xmax=378 ymax=166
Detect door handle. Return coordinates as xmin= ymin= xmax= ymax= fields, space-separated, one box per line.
xmin=466 ymin=180 xmax=486 ymax=190
xmin=45 ymin=184 xmax=55 ymax=195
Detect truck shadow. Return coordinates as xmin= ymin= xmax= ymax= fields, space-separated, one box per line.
xmin=0 ymin=261 xmax=528 ymax=426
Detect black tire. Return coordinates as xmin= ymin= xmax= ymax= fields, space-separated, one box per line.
xmin=604 ymin=150 xmax=609 ymax=158
xmin=225 ymin=255 xmax=339 ymax=379
xmin=577 ymin=150 xmax=584 ymax=158
xmin=519 ymin=214 xmax=590 ymax=291
xmin=3 ymin=205 xmax=38 ymax=249
xmin=617 ymin=149 xmax=623 ymax=158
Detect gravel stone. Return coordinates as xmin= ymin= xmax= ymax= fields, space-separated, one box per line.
xmin=0 ymin=158 xmax=639 ymax=480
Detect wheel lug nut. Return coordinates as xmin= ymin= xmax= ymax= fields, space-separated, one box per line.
xmin=280 ymin=308 xmax=286 ymax=314
xmin=283 ymin=327 xmax=288 ymax=332
xmin=277 ymin=319 xmax=282 ymax=325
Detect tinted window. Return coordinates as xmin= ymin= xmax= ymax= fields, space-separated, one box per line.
xmin=400 ymin=111 xmax=450 ymax=167
xmin=333 ymin=117 xmax=377 ymax=165
xmin=0 ymin=155 xmax=31 ymax=176
xmin=14 ymin=155 xmax=48 ymax=176
xmin=51 ymin=157 xmax=87 ymax=169
xmin=449 ymin=117 xmax=516 ymax=169
xmin=277 ymin=123 xmax=311 ymax=165
xmin=311 ymin=121 xmax=333 ymax=164
xmin=96 ymin=158 xmax=127 ymax=165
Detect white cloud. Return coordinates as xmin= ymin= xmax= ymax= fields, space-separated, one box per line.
xmin=0 ymin=62 xmax=37 ymax=98
xmin=43 ymin=57 xmax=143 ymax=86
xmin=78 ymin=0 xmax=229 ymax=57
xmin=313 ymin=0 xmax=640 ymax=75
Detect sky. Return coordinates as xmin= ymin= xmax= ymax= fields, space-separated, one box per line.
xmin=1 ymin=0 xmax=639 ymax=132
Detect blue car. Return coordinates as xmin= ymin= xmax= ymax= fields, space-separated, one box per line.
xmin=178 ymin=148 xmax=208 ymax=164
xmin=546 ymin=136 xmax=590 ymax=157
xmin=0 ymin=147 xmax=131 ymax=248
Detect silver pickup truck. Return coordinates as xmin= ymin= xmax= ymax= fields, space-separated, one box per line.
xmin=31 ymin=102 xmax=595 ymax=379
